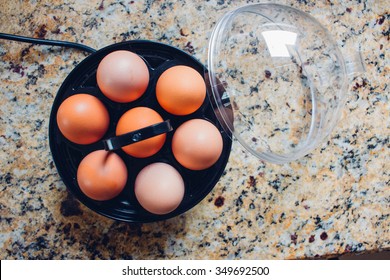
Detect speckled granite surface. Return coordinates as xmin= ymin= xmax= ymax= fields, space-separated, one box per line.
xmin=0 ymin=0 xmax=389 ymax=259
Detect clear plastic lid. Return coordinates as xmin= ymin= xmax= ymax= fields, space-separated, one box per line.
xmin=207 ymin=3 xmax=359 ymax=164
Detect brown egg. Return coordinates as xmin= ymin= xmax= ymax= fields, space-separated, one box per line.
xmin=172 ymin=119 xmax=223 ymax=170
xmin=116 ymin=107 xmax=166 ymax=158
xmin=97 ymin=50 xmax=149 ymax=103
xmin=56 ymin=94 xmax=109 ymax=144
xmin=156 ymin=65 xmax=206 ymax=115
xmin=77 ymin=150 xmax=128 ymax=201
xmin=135 ymin=162 xmax=185 ymax=215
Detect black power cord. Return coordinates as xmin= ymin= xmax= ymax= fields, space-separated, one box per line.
xmin=0 ymin=32 xmax=96 ymax=53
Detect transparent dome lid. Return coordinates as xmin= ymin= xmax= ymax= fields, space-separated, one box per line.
xmin=207 ymin=3 xmax=361 ymax=164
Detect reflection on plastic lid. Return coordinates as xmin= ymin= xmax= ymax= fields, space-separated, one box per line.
xmin=262 ymin=30 xmax=297 ymax=57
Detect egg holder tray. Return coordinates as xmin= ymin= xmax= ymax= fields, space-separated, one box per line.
xmin=49 ymin=40 xmax=232 ymax=223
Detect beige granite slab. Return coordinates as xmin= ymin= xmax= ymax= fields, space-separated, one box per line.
xmin=0 ymin=0 xmax=389 ymax=259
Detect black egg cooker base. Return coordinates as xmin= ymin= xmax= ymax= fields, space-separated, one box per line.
xmin=49 ymin=40 xmax=232 ymax=223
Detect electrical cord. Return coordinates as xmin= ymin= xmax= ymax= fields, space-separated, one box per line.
xmin=0 ymin=32 xmax=96 ymax=53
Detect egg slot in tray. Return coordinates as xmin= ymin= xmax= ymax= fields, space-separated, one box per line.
xmin=49 ymin=40 xmax=232 ymax=223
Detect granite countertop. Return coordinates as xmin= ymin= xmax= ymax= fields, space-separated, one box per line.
xmin=0 ymin=0 xmax=389 ymax=259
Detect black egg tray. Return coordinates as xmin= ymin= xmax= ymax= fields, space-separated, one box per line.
xmin=49 ymin=40 xmax=232 ymax=223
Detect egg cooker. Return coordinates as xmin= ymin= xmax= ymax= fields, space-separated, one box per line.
xmin=49 ymin=40 xmax=233 ymax=223
xmin=49 ymin=3 xmax=364 ymax=223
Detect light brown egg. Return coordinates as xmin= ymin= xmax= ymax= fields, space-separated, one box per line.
xmin=56 ymin=94 xmax=109 ymax=144
xmin=135 ymin=162 xmax=185 ymax=215
xmin=172 ymin=119 xmax=223 ymax=170
xmin=77 ymin=150 xmax=128 ymax=201
xmin=116 ymin=107 xmax=166 ymax=158
xmin=156 ymin=65 xmax=206 ymax=115
xmin=96 ymin=50 xmax=149 ymax=103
